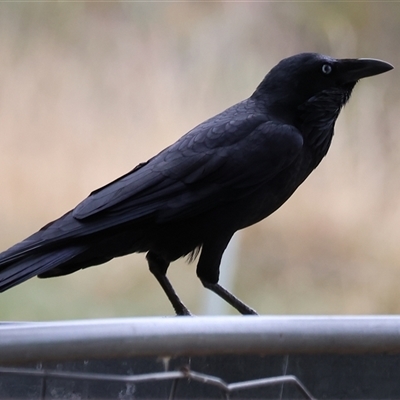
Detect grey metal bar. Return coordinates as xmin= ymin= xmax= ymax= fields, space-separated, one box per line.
xmin=1 ymin=316 xmax=400 ymax=364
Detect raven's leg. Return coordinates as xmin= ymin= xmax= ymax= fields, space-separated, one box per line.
xmin=146 ymin=251 xmax=192 ymax=316
xmin=197 ymin=239 xmax=258 ymax=315
xmin=201 ymin=281 xmax=258 ymax=315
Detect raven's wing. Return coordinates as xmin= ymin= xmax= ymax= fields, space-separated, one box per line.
xmin=73 ymin=101 xmax=303 ymax=225
xmin=0 ymin=101 xmax=303 ymax=278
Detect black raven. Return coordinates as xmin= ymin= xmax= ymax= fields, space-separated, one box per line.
xmin=0 ymin=53 xmax=393 ymax=315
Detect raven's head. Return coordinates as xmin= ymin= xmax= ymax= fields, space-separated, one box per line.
xmin=253 ymin=53 xmax=392 ymax=160
xmin=254 ymin=52 xmax=393 ymax=124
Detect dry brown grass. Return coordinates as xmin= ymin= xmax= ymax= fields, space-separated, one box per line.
xmin=0 ymin=3 xmax=399 ymax=319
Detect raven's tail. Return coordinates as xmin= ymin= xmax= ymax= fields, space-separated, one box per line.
xmin=0 ymin=240 xmax=87 ymax=292
xmin=0 ymin=209 xmax=143 ymax=291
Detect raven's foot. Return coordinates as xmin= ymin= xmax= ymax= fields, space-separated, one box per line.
xmin=147 ymin=251 xmax=192 ymax=316
xmin=201 ymin=281 xmax=258 ymax=315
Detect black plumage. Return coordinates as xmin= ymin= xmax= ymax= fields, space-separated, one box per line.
xmin=0 ymin=53 xmax=393 ymax=315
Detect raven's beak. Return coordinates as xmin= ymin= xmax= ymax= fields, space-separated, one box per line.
xmin=338 ymin=58 xmax=393 ymax=83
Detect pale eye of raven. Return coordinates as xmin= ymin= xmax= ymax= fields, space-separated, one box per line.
xmin=322 ymin=64 xmax=332 ymax=74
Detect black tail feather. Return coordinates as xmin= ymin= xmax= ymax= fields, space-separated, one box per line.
xmin=0 ymin=246 xmax=86 ymax=292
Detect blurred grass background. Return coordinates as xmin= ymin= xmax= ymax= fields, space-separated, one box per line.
xmin=0 ymin=2 xmax=399 ymax=320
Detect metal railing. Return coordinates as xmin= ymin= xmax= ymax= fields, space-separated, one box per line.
xmin=1 ymin=316 xmax=400 ymax=399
